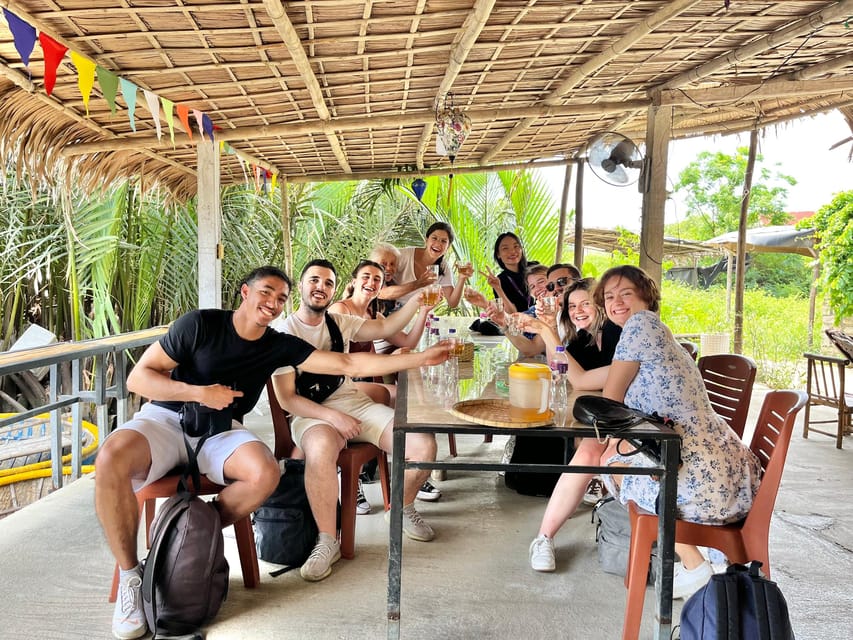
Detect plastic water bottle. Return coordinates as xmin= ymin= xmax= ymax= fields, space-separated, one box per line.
xmin=550 ymin=346 xmax=570 ymax=427
xmin=550 ymin=345 xmax=570 ymax=377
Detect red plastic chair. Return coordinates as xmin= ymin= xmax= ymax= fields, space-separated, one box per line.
xmin=620 ymin=390 xmax=807 ymax=640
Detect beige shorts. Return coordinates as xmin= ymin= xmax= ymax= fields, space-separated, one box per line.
xmin=290 ymin=386 xmax=394 ymax=449
xmin=109 ymin=402 xmax=261 ymax=491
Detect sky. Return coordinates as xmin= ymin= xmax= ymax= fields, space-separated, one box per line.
xmin=537 ymin=110 xmax=852 ymax=232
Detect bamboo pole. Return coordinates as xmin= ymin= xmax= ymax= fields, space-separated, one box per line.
xmin=660 ymin=0 xmax=853 ymax=89
xmin=262 ymin=0 xmax=350 ymax=174
xmin=555 ymin=160 xmax=573 ymax=265
xmin=573 ymin=162 xmax=584 ymax=270
xmin=734 ymin=129 xmax=759 ymax=355
xmin=416 ymin=0 xmax=495 ymax=170
xmin=62 ymin=101 xmax=648 ymax=156
xmin=480 ymin=0 xmax=702 ymax=163
xmin=659 ymin=78 xmax=853 ymax=107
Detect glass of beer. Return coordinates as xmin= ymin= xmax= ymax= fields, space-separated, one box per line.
xmin=424 ymin=284 xmax=442 ymax=306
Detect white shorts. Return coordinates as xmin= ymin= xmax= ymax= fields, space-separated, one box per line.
xmin=290 ymin=386 xmax=394 ymax=448
xmin=109 ymin=402 xmax=262 ymax=491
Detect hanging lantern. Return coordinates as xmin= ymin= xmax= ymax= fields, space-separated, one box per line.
xmin=411 ymin=177 xmax=427 ymax=202
xmin=434 ymin=93 xmax=471 ymax=164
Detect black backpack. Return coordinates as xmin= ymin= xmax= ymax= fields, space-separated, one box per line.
xmin=253 ymin=459 xmax=318 ymax=571
xmin=680 ymin=561 xmax=795 ymax=640
xmin=504 ymin=435 xmax=574 ymax=497
xmin=141 ymin=437 xmax=229 ymax=639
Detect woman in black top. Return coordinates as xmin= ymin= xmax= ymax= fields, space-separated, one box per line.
xmin=558 ymin=278 xmax=621 ymax=371
xmin=488 ymin=232 xmax=531 ymax=313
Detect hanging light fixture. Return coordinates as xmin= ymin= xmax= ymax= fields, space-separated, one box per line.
xmin=411 ymin=177 xmax=427 ymax=202
xmin=434 ymin=92 xmax=471 ymax=164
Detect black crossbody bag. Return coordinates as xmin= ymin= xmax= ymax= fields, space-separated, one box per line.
xmin=572 ymin=395 xmax=676 ymax=463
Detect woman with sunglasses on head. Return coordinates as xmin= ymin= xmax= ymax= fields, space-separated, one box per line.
xmin=517 ymin=266 xmax=761 ymax=600
xmin=377 ymin=222 xmax=473 ymax=310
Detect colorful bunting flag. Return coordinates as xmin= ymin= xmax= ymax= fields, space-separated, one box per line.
xmin=143 ymin=90 xmax=162 ymax=140
xmin=96 ymin=67 xmax=119 ymax=115
xmin=70 ymin=52 xmax=96 ymax=115
xmin=4 ymin=9 xmax=37 ymax=67
xmin=176 ymin=104 xmax=193 ymax=140
xmin=192 ymin=109 xmax=205 ymax=140
xmin=271 ymin=173 xmax=277 ymax=197
xmin=161 ymin=97 xmax=175 ymax=146
xmin=38 ymin=33 xmax=68 ymax=96
xmin=120 ymin=78 xmax=138 ymax=132
xmin=202 ymin=113 xmax=214 ymax=142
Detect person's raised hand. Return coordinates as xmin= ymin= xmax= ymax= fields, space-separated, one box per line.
xmin=463 ymin=286 xmax=488 ymax=308
xmin=456 ymin=262 xmax=474 ymax=279
xmin=480 ymin=265 xmax=501 ymax=292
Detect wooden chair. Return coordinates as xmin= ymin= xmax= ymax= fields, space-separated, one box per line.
xmin=803 ymin=352 xmax=852 ymax=449
xmin=697 ymin=353 xmax=757 ymax=439
xmin=620 ymin=390 xmax=807 ymax=640
xmin=109 ymin=473 xmax=259 ymax=602
xmin=265 ymin=380 xmax=390 ymax=559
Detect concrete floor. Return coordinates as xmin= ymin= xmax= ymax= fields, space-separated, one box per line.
xmin=0 ymin=386 xmax=851 ymax=640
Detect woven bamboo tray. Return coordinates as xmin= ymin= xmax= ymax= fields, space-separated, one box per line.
xmin=449 ymin=399 xmax=554 ymax=428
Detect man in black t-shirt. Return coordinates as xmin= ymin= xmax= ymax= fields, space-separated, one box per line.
xmin=96 ymin=266 xmax=449 ymax=640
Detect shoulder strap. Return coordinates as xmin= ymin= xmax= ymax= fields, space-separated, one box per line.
xmin=325 ymin=313 xmax=343 ymax=352
xmin=720 ymin=572 xmax=741 ymax=640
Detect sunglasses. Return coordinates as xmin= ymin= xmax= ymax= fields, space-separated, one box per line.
xmin=546 ymin=277 xmax=573 ymax=292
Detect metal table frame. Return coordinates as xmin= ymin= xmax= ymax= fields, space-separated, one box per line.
xmin=386 ymin=369 xmax=681 ymax=640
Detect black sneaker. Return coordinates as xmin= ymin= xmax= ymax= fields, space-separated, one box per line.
xmin=416 ymin=480 xmax=441 ymax=502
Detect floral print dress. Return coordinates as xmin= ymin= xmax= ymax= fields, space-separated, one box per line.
xmin=605 ymin=310 xmax=761 ymax=524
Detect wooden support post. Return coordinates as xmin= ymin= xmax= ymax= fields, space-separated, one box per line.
xmin=197 ymin=141 xmax=222 ymax=309
xmin=640 ymin=103 xmax=672 ymax=284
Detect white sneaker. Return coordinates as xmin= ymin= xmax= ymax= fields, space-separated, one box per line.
xmin=417 ymin=480 xmax=442 ymax=502
xmin=356 ymin=479 xmax=371 ymax=515
xmin=300 ymin=533 xmax=341 ymax=582
xmin=672 ymin=560 xmax=713 ymax=599
xmin=529 ymin=534 xmax=556 ymax=572
xmin=112 ymin=572 xmax=147 ymax=639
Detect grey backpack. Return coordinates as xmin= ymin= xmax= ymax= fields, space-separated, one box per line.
xmin=141 ymin=437 xmax=229 ymax=639
xmin=592 ymin=496 xmax=657 ymax=583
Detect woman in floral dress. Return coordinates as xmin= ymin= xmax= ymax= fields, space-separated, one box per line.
xmin=519 ymin=265 xmax=761 ymax=598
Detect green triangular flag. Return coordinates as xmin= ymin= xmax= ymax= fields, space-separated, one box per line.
xmin=96 ymin=66 xmax=119 ymax=115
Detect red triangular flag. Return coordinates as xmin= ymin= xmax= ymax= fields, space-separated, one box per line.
xmin=38 ymin=33 xmax=68 ymax=96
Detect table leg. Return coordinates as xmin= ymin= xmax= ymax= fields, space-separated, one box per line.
xmin=386 ymin=426 xmax=407 ymax=639
xmin=653 ymin=438 xmax=680 ymax=639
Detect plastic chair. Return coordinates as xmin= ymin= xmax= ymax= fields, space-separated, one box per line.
xmin=620 ymin=389 xmax=807 ymax=640
xmin=698 ymin=353 xmax=757 ymax=439
xmin=265 ymin=380 xmax=390 ymax=559
xmin=109 ymin=472 xmax=259 ymax=602
xmin=803 ymin=352 xmax=852 ymax=449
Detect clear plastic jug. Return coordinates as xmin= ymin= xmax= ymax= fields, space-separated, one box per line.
xmin=508 ymin=362 xmax=551 ymax=421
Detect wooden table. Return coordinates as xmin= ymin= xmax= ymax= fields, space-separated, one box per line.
xmin=386 ymin=343 xmax=681 ymax=640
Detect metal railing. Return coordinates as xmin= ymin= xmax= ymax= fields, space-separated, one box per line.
xmin=0 ymin=327 xmax=167 ymax=490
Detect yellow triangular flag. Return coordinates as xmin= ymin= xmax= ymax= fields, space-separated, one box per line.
xmin=271 ymin=173 xmax=277 ymax=197
xmin=70 ymin=51 xmax=96 ymax=116
xmin=161 ymin=97 xmax=175 ymax=146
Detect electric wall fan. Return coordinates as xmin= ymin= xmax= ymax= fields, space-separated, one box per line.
xmin=586 ymin=132 xmax=645 ymax=187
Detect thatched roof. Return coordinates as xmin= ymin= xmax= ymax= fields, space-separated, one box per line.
xmin=2 ymin=0 xmax=852 ymax=198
